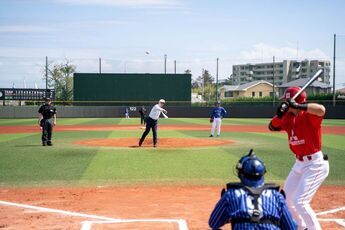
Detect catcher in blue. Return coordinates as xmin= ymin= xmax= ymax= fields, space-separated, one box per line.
xmin=209 ymin=101 xmax=227 ymax=137
xmin=209 ymin=149 xmax=297 ymax=230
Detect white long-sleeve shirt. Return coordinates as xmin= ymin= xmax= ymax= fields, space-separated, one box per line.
xmin=149 ymin=104 xmax=165 ymax=120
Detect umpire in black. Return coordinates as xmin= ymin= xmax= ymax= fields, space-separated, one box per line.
xmin=139 ymin=105 xmax=147 ymax=125
xmin=38 ymin=98 xmax=57 ymax=146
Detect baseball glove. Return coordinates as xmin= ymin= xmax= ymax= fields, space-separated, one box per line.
xmin=210 ymin=117 xmax=214 ymax=123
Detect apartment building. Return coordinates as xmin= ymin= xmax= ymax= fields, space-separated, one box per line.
xmin=232 ymin=60 xmax=331 ymax=86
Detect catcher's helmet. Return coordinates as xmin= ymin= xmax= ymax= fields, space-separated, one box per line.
xmin=280 ymin=86 xmax=307 ymax=104
xmin=236 ymin=149 xmax=266 ymax=187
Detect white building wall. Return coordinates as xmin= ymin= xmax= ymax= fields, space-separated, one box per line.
xmin=232 ymin=59 xmax=331 ymax=86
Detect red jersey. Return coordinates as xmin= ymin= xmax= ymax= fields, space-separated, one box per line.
xmin=271 ymin=111 xmax=323 ymax=157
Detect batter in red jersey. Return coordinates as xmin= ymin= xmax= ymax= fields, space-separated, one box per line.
xmin=269 ymin=87 xmax=329 ymax=230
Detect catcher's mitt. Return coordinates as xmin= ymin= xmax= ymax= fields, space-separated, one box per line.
xmin=210 ymin=117 xmax=214 ymax=123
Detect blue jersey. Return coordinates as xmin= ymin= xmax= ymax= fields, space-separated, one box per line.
xmin=210 ymin=107 xmax=227 ymax=118
xmin=209 ymin=187 xmax=297 ymax=230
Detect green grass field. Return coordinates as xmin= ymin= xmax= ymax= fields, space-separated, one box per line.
xmin=0 ymin=118 xmax=344 ymax=187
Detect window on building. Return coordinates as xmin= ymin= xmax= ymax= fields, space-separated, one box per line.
xmin=224 ymin=91 xmax=233 ymax=98
xmin=252 ymin=92 xmax=255 ymax=97
xmin=259 ymin=91 xmax=263 ymax=97
xmin=269 ymin=92 xmax=274 ymax=97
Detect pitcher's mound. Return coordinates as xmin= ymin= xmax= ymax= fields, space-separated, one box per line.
xmin=74 ymin=138 xmax=234 ymax=148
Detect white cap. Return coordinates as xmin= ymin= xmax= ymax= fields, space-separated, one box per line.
xmin=159 ymin=99 xmax=166 ymax=104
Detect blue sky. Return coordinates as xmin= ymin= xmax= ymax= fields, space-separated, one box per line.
xmin=0 ymin=0 xmax=344 ymax=88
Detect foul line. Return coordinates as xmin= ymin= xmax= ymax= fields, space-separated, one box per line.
xmin=81 ymin=219 xmax=189 ymax=230
xmin=0 ymin=200 xmax=189 ymax=230
xmin=0 ymin=200 xmax=120 ymax=221
xmin=316 ymin=206 xmax=345 ymax=216
xmin=319 ymin=219 xmax=345 ymax=228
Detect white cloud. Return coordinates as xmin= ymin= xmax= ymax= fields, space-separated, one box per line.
xmin=54 ymin=0 xmax=183 ymax=8
xmin=240 ymin=43 xmax=330 ymax=61
xmin=0 ymin=25 xmax=55 ymax=33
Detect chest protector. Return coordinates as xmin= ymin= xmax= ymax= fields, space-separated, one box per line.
xmin=225 ymin=182 xmax=281 ymax=227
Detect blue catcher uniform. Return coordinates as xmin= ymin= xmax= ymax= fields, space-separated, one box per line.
xmin=209 ymin=149 xmax=297 ymax=230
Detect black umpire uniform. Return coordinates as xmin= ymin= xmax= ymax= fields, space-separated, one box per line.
xmin=38 ymin=98 xmax=56 ymax=146
xmin=139 ymin=106 xmax=147 ymax=125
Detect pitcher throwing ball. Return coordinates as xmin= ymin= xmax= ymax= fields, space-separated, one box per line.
xmin=139 ymin=99 xmax=167 ymax=148
xmin=269 ymin=87 xmax=329 ymax=230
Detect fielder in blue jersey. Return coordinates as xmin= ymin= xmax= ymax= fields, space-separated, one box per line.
xmin=210 ymin=101 xmax=227 ymax=137
xmin=209 ymin=149 xmax=297 ymax=230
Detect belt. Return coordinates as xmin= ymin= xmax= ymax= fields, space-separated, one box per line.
xmin=296 ymin=151 xmax=328 ymax=162
xmin=148 ymin=117 xmax=158 ymax=121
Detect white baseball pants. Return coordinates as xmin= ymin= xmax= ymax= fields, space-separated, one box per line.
xmin=283 ymin=151 xmax=329 ymax=230
xmin=211 ymin=118 xmax=222 ymax=136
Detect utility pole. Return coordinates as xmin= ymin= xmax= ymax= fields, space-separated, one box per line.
xmin=202 ymin=68 xmax=205 ymax=101
xmin=99 ymin=58 xmax=102 ymax=74
xmin=164 ymin=54 xmax=167 ymax=74
xmin=45 ymin=56 xmax=48 ymax=91
xmin=174 ymin=60 xmax=176 ymax=74
xmin=216 ymin=58 xmax=219 ymax=102
xmin=272 ymin=56 xmax=275 ymax=106
xmin=333 ymin=34 xmax=336 ymax=107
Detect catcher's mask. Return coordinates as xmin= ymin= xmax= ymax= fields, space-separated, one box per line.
xmin=236 ymin=149 xmax=266 ymax=187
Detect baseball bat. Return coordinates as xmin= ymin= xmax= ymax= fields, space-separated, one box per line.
xmin=292 ymin=68 xmax=323 ymax=100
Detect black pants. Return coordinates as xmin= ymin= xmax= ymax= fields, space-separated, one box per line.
xmin=42 ymin=119 xmax=53 ymax=143
xmin=139 ymin=117 xmax=158 ymax=145
xmin=140 ymin=115 xmax=146 ymax=125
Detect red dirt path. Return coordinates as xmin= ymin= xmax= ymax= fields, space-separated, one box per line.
xmin=1 ymin=124 xmax=344 ymax=135
xmin=74 ymin=137 xmax=234 ymax=148
xmin=0 ymin=186 xmax=344 ymax=229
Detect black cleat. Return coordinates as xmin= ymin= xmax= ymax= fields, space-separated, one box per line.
xmin=153 ymin=145 xmax=157 ymax=148
xmin=42 ymin=142 xmax=47 ymax=146
xmin=47 ymin=142 xmax=53 ymax=146
xmin=209 ymin=135 xmax=214 ymax=137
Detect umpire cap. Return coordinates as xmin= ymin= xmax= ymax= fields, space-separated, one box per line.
xmin=236 ymin=149 xmax=266 ymax=187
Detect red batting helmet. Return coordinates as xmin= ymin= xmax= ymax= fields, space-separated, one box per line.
xmin=280 ymin=87 xmax=307 ymax=104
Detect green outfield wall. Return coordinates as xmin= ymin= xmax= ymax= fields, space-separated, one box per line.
xmin=73 ymin=73 xmax=191 ymax=105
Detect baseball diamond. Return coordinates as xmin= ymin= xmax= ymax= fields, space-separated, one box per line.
xmin=0 ymin=118 xmax=344 ymax=229
xmin=1 ymin=1 xmax=345 ymax=229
